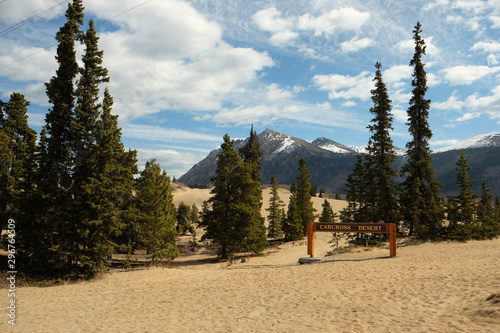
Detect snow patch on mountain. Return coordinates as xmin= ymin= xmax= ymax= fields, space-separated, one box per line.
xmin=434 ymin=132 xmax=500 ymax=153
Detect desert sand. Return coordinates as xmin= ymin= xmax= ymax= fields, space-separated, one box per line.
xmin=2 ymin=186 xmax=499 ymax=332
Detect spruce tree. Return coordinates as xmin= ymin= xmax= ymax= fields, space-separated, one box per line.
xmin=134 ymin=159 xmax=179 ymax=263
xmin=477 ymin=179 xmax=494 ymax=223
xmin=0 ymin=93 xmax=37 ymax=229
xmin=266 ymin=176 xmax=285 ymax=238
xmin=365 ymin=62 xmax=400 ymax=225
xmin=400 ymin=22 xmax=443 ymax=236
xmin=21 ymin=0 xmax=85 ymax=273
xmin=96 ymin=88 xmax=138 ymax=254
xmin=453 ymin=150 xmax=476 ymax=224
xmin=190 ymin=203 xmax=200 ymax=225
xmin=238 ymin=127 xmax=267 ymax=254
xmin=0 ymin=130 xmax=14 ymax=226
xmin=282 ymin=181 xmax=303 ymax=241
xmin=295 ymin=158 xmax=316 ymax=234
xmin=319 ymin=199 xmax=336 ymax=223
xmin=201 ymin=134 xmax=266 ymax=259
xmin=177 ymin=202 xmax=195 ymax=235
xmin=340 ymin=155 xmax=371 ymax=222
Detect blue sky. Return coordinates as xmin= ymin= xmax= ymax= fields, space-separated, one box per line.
xmin=1 ymin=0 xmax=500 ymax=178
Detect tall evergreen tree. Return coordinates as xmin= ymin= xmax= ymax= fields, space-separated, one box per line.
xmin=295 ymin=158 xmax=316 ymax=234
xmin=20 ymin=0 xmax=85 ymax=273
xmin=238 ymin=126 xmax=267 ymax=253
xmin=0 ymin=130 xmax=14 ymax=225
xmin=477 ymin=179 xmax=494 ymax=223
xmin=340 ymin=155 xmax=371 ymax=222
xmin=134 ymin=159 xmax=178 ymax=263
xmin=0 ymin=93 xmax=37 ymax=229
xmin=399 ymin=22 xmax=443 ymax=236
xmin=453 ymin=150 xmax=476 ymax=224
xmin=96 ymin=89 xmax=138 ymax=254
xmin=201 ymin=134 xmax=266 ymax=259
xmin=365 ymin=62 xmax=400 ymax=225
xmin=266 ymin=176 xmax=285 ymax=238
xmin=282 ymin=181 xmax=303 ymax=241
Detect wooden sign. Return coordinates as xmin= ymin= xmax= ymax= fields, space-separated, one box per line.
xmin=315 ymin=222 xmax=388 ymax=233
xmin=307 ymin=222 xmax=397 ymax=258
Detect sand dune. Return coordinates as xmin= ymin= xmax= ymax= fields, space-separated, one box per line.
xmin=3 ymin=186 xmax=500 ymax=332
xmin=5 ymin=237 xmax=500 ymax=332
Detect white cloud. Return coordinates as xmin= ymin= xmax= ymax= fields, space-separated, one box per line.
xmin=312 ymin=71 xmax=373 ymax=101
xmin=383 ymin=65 xmax=411 ymax=86
xmin=452 ymin=0 xmax=488 ymax=15
xmin=342 ymin=100 xmax=357 ymax=107
xmin=252 ymin=7 xmax=294 ymax=33
xmin=340 ymin=37 xmax=374 ymax=53
xmin=297 ymin=7 xmax=370 ymax=36
xmin=457 ymin=112 xmax=481 ymax=122
xmin=392 ymin=108 xmax=408 ymax=123
xmin=433 ymin=92 xmax=466 ymax=110
xmin=432 ymin=139 xmax=459 ymax=146
xmin=466 ymin=85 xmax=500 ymax=119
xmin=423 ymin=0 xmax=451 ymax=11
xmin=443 ymin=65 xmax=500 ymax=85
xmin=81 ymin=0 xmax=274 ymax=119
xmin=0 ymin=0 xmax=66 ymax=23
xmin=266 ymin=83 xmax=293 ymax=101
xmin=487 ymin=54 xmax=500 ymax=65
xmin=490 ymin=16 xmax=500 ymax=28
xmin=135 ymin=148 xmax=204 ymax=177
xmin=446 ymin=15 xmax=464 ymax=23
xmin=394 ymin=36 xmax=440 ymax=57
xmin=471 ymin=40 xmax=500 ymax=52
xmin=121 ymin=123 xmax=222 ymax=143
xmin=269 ymin=30 xmax=299 ymax=46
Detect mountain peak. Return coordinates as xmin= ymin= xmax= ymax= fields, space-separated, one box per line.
xmin=434 ymin=132 xmax=500 ymax=153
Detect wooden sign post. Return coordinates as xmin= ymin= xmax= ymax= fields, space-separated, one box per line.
xmin=307 ymin=222 xmax=397 ymax=258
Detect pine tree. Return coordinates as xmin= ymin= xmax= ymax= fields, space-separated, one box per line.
xmin=96 ymin=89 xmax=138 ymax=254
xmin=295 ymin=158 xmax=316 ymax=234
xmin=201 ymin=134 xmax=266 ymax=259
xmin=453 ymin=150 xmax=476 ymax=224
xmin=399 ymin=22 xmax=443 ymax=236
xmin=340 ymin=155 xmax=371 ymax=222
xmin=0 ymin=130 xmax=14 ymax=226
xmin=177 ymin=202 xmax=195 ymax=235
xmin=319 ymin=199 xmax=336 ymax=223
xmin=0 ymin=93 xmax=37 ymax=229
xmin=21 ymin=0 xmax=85 ymax=273
xmin=365 ymin=62 xmax=400 ymax=225
xmin=190 ymin=203 xmax=200 ymax=225
xmin=134 ymin=159 xmax=179 ymax=263
xmin=282 ymin=182 xmax=303 ymax=241
xmin=266 ymin=176 xmax=285 ymax=238
xmin=477 ymin=179 xmax=494 ymax=223
xmin=238 ymin=126 xmax=267 ymax=254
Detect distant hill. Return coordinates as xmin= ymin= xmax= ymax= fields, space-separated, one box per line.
xmin=178 ymin=129 xmax=500 ymax=196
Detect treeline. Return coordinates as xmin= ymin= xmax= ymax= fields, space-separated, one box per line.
xmin=0 ymin=1 xmax=181 ymax=279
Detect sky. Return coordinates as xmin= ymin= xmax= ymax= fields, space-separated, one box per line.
xmin=1 ymin=0 xmax=500 ymax=178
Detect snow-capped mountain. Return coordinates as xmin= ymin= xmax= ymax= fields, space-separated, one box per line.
xmin=179 ymin=129 xmax=500 ymax=195
xmin=434 ymin=132 xmax=500 ymax=153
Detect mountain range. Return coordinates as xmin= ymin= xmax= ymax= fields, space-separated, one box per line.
xmin=178 ymin=129 xmax=500 ymax=197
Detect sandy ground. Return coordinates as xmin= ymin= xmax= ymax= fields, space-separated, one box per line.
xmin=2 ymin=186 xmax=500 ymax=332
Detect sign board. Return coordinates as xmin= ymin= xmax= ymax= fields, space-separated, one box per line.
xmin=315 ymin=222 xmax=388 ymax=233
xmin=307 ymin=222 xmax=396 ymax=258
